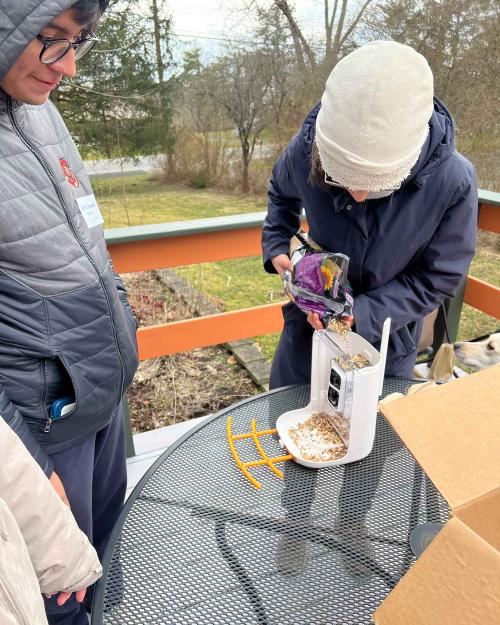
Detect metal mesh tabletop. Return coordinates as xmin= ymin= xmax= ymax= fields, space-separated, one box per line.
xmin=92 ymin=379 xmax=448 ymax=625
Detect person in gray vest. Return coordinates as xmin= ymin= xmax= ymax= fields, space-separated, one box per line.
xmin=0 ymin=1 xmax=138 ymax=623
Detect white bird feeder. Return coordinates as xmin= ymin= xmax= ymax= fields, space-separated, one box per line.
xmin=276 ymin=318 xmax=391 ymax=468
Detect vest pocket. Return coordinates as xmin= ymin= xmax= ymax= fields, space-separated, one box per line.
xmin=43 ymin=356 xmax=76 ymax=419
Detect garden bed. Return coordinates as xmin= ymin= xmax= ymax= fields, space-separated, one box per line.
xmin=123 ymin=271 xmax=259 ymax=433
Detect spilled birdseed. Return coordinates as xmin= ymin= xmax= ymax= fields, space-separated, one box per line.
xmin=288 ymin=412 xmax=347 ymax=462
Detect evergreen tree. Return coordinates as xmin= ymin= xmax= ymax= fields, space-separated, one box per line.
xmin=54 ymin=0 xmax=175 ymax=159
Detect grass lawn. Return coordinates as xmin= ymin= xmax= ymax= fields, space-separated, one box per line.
xmin=458 ymin=249 xmax=499 ymax=341
xmin=93 ymin=174 xmax=265 ymax=227
xmin=173 ymin=258 xmax=284 ymax=361
xmin=96 ymin=174 xmax=499 ymax=360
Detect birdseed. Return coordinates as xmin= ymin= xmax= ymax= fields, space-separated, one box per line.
xmin=288 ymin=412 xmax=347 ymax=462
xmin=327 ymin=318 xmax=351 ymax=338
xmin=335 ymin=353 xmax=370 ymax=371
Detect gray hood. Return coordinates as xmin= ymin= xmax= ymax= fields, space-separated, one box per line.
xmin=0 ymin=0 xmax=86 ymax=81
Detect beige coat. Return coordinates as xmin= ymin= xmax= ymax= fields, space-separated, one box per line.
xmin=0 ymin=419 xmax=102 ymax=625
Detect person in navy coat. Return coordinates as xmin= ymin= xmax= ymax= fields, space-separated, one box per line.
xmin=262 ymin=41 xmax=477 ymax=387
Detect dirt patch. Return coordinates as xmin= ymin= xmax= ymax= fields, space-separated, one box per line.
xmin=477 ymin=231 xmax=500 ymax=255
xmin=123 ymin=271 xmax=259 ymax=432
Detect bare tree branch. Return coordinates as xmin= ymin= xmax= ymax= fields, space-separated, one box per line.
xmin=274 ymin=0 xmax=317 ymax=69
xmin=325 ymin=0 xmax=340 ymax=57
xmin=340 ymin=0 xmax=375 ymax=47
xmin=331 ymin=0 xmax=348 ymax=63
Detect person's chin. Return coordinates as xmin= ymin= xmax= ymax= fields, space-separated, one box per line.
xmin=32 ymin=94 xmax=51 ymax=105
xmin=20 ymin=92 xmax=51 ymax=105
xmin=23 ymin=77 xmax=57 ymax=104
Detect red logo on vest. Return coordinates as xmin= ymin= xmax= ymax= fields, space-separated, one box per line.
xmin=59 ymin=158 xmax=80 ymax=188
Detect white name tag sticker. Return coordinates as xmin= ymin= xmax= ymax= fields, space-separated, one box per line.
xmin=76 ymin=194 xmax=104 ymax=229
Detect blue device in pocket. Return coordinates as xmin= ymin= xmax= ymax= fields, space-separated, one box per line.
xmin=50 ymin=397 xmax=76 ymax=420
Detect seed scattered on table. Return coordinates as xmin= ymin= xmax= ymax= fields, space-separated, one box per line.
xmin=288 ymin=412 xmax=347 ymax=462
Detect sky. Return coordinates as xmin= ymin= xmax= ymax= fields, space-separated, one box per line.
xmin=165 ymin=0 xmax=327 ymax=62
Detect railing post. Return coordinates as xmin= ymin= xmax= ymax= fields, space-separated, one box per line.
xmin=121 ymin=395 xmax=136 ymax=458
xmin=432 ymin=274 xmax=467 ymax=352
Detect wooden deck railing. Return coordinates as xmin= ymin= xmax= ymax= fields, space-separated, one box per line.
xmin=106 ymin=190 xmax=499 ymax=362
xmin=464 ymin=192 xmax=500 ymax=318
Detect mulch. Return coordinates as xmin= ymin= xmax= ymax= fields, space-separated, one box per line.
xmin=123 ymin=271 xmax=259 ymax=433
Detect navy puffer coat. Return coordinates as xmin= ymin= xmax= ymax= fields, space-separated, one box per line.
xmin=0 ymin=0 xmax=138 ymax=476
xmin=262 ymin=99 xmax=477 ymax=386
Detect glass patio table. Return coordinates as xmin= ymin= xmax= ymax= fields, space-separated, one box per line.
xmin=91 ymin=378 xmax=448 ymax=625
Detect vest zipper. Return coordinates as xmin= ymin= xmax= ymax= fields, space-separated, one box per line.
xmin=40 ymin=359 xmax=52 ymax=432
xmin=6 ymin=97 xmax=125 ymax=401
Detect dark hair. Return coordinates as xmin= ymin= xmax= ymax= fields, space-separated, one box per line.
xmin=71 ymin=0 xmax=105 ymax=26
xmin=308 ymin=142 xmax=329 ymax=189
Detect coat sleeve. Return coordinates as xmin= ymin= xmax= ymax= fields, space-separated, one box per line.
xmin=0 ymin=388 xmax=54 ymax=478
xmin=262 ymin=134 xmax=303 ymax=273
xmin=0 ymin=419 xmax=102 ymax=594
xmin=354 ymin=173 xmax=478 ymax=343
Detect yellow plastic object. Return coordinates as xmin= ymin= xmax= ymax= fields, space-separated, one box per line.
xmin=227 ymin=416 xmax=293 ymax=489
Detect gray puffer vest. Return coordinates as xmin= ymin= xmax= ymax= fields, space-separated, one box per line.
xmin=0 ymin=1 xmax=138 ymax=476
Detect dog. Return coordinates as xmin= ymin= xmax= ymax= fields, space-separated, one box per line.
xmin=453 ymin=333 xmax=500 ymax=370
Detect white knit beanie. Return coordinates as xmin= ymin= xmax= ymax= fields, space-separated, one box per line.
xmin=315 ymin=41 xmax=434 ymax=191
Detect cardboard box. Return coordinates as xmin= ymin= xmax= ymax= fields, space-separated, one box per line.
xmin=374 ymin=364 xmax=500 ymax=625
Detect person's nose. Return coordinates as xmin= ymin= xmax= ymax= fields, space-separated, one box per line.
xmin=50 ymin=48 xmax=77 ymax=79
xmin=347 ymin=189 xmax=369 ymax=202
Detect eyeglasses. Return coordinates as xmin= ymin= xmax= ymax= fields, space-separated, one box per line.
xmin=36 ymin=33 xmax=99 ymax=65
xmin=324 ymin=172 xmax=401 ymax=193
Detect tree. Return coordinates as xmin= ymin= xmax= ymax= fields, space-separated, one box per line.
xmin=54 ymin=0 xmax=175 ymax=159
xmin=206 ymin=50 xmax=274 ymax=193
xmin=252 ymin=0 xmax=376 ymax=72
xmin=253 ymin=4 xmax=298 ymax=149
xmin=366 ymin=0 xmax=500 ymax=187
xmin=240 ymin=0 xmax=378 ymax=135
xmin=151 ymin=0 xmax=176 ymax=169
xmin=170 ymin=48 xmax=233 ymax=186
